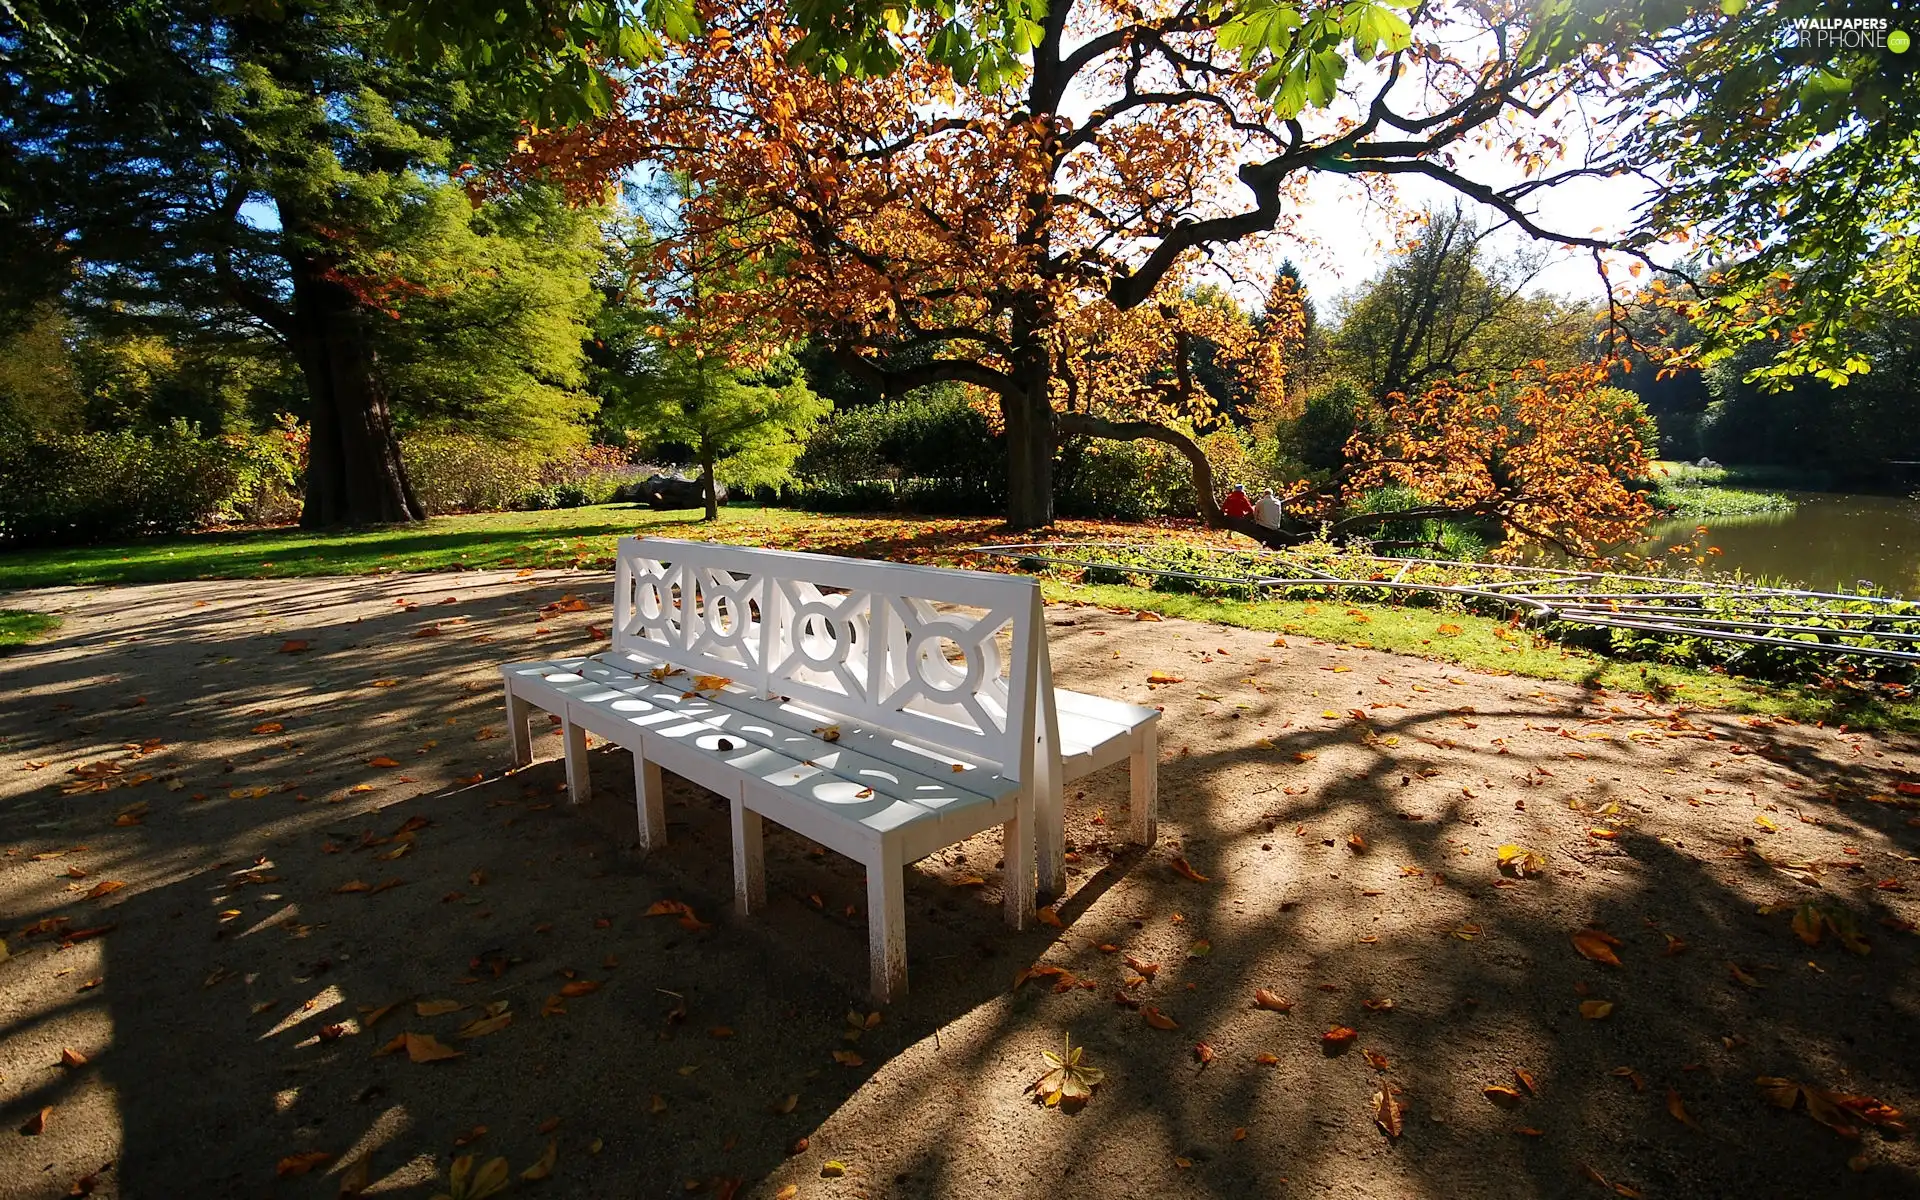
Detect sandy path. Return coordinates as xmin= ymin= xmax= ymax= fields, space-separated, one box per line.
xmin=1 ymin=572 xmax=1916 ymax=1199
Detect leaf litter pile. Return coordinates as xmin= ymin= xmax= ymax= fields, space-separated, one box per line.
xmin=0 ymin=574 xmax=1917 ymax=1198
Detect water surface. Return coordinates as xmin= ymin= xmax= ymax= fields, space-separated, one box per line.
xmin=1635 ymin=492 xmax=1920 ymax=594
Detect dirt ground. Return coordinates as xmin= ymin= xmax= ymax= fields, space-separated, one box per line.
xmin=1 ymin=569 xmax=1917 ymax=1200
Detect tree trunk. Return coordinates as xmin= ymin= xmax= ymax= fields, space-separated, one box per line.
xmin=290 ymin=253 xmax=422 ymax=528
xmin=1003 ymin=385 xmax=1056 ymax=530
xmin=700 ymin=450 xmax=718 ymax=522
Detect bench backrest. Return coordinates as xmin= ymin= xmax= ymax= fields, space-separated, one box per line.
xmin=609 ymin=536 xmax=1043 ymax=779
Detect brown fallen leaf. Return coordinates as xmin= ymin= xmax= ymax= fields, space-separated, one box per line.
xmin=20 ymin=1106 xmax=51 ymax=1135
xmin=1321 ymin=1026 xmax=1358 ymax=1051
xmin=1572 ymin=929 xmax=1623 ymax=967
xmin=252 ymin=721 xmax=285 ymax=735
xmin=1142 ymin=1006 xmax=1178 ymax=1030
xmin=1347 ymin=833 xmax=1369 ymax=853
xmin=278 ymin=640 xmax=311 ymax=654
xmin=1515 ymin=1067 xmax=1538 ymax=1095
xmin=1194 ymin=1042 xmax=1216 ymax=1066
xmin=1484 ymin=1084 xmax=1525 ymax=1108
xmin=1255 ymin=1052 xmax=1280 ymax=1065
xmin=60 ymin=1047 xmax=86 ymax=1068
xmin=416 ymin=999 xmax=463 ymax=1017
xmin=457 ymin=1012 xmax=513 ymax=1039
xmin=1667 ymin=1086 xmax=1701 ymax=1130
xmin=1580 ymin=1000 xmax=1615 ymax=1020
xmin=276 ymin=1150 xmax=332 ymax=1177
xmin=404 ymin=1032 xmax=462 ymax=1063
xmin=369 ymin=756 xmax=401 ymax=769
xmin=1034 ymin=906 xmax=1063 ymax=928
xmin=1612 ymin=1066 xmax=1648 ymax=1092
xmin=1168 ymin=855 xmax=1210 ymax=883
xmin=1373 ymin=1083 xmax=1404 ymax=1138
xmin=1252 ymin=988 xmax=1293 ymax=1012
xmin=1728 ymin=962 xmax=1765 ymax=989
xmin=558 ymin=979 xmax=601 ymax=998
xmin=1363 ymin=1049 xmax=1391 ymax=1071
xmin=832 ymin=1049 xmax=864 ymax=1066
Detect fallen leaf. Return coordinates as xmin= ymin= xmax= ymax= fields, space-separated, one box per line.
xmin=1373 ymin=1083 xmax=1404 ymax=1138
xmin=457 ymin=1012 xmax=513 ymax=1039
xmin=20 ymin=1106 xmax=51 ymax=1135
xmin=84 ymin=880 xmax=124 ymax=900
xmin=1034 ymin=906 xmax=1063 ymax=928
xmin=1255 ymin=1053 xmax=1281 ymax=1065
xmin=1168 ymin=855 xmax=1210 ymax=883
xmin=1142 ymin=1006 xmax=1178 ymax=1030
xmin=821 ymin=1161 xmax=848 ymax=1178
xmin=278 ymin=640 xmax=311 ymax=654
xmin=558 ymin=979 xmax=601 ymax=998
xmin=520 ymin=1140 xmax=557 ymax=1182
xmin=404 ymin=1032 xmax=462 ymax=1063
xmin=1580 ymin=1000 xmax=1615 ymax=1020
xmin=1484 ymin=1084 xmax=1525 ymax=1108
xmin=1252 ymin=988 xmax=1293 ymax=1012
xmin=1146 ymin=671 xmax=1183 ymax=685
xmin=1194 ymin=1041 xmax=1216 ymax=1066
xmin=1515 ymin=1067 xmax=1538 ymax=1095
xmin=1728 ymin=962 xmax=1765 ymax=989
xmin=369 ymin=756 xmax=401 ymax=769
xmin=1496 ymin=843 xmax=1548 ymax=877
xmin=1572 ymin=929 xmax=1623 ymax=967
xmin=252 ymin=722 xmax=285 ymax=735
xmin=1667 ymin=1086 xmax=1701 ymax=1130
xmin=1321 ymin=1026 xmax=1358 ymax=1051
xmin=416 ymin=999 xmax=463 ymax=1017
xmin=1364 ymin=1049 xmax=1391 ymax=1071
xmin=1347 ymin=833 xmax=1369 ymax=853
xmin=435 ymin=1154 xmax=510 ymax=1200
xmin=832 ymin=1049 xmax=864 ymax=1066
xmin=1031 ymin=1034 xmax=1105 ymax=1107
xmin=276 ymin=1151 xmax=332 ymax=1178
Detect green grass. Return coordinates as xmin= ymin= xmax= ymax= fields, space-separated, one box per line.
xmin=1045 ymin=579 xmax=1920 ymax=732
xmin=1650 ymin=482 xmax=1796 ymax=519
xmin=0 ymin=504 xmax=831 ymax=589
xmin=6 ymin=501 xmax=1915 ymax=730
xmin=0 ymin=609 xmax=59 ymax=649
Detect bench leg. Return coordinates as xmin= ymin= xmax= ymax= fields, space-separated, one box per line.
xmin=1002 ymin=804 xmax=1034 ymax=932
xmin=731 ymin=796 xmax=766 ymax=914
xmin=562 ymin=720 xmax=590 ymax=804
xmin=867 ymin=841 xmax=908 ymax=1002
xmin=634 ymin=756 xmax=667 ymax=850
xmin=1036 ymin=752 xmax=1065 ymax=901
xmin=1129 ymin=725 xmax=1158 ymax=847
xmin=505 ymin=688 xmax=534 ymax=767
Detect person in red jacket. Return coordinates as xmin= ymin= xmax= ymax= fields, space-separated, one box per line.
xmin=1221 ymin=484 xmax=1254 ymax=519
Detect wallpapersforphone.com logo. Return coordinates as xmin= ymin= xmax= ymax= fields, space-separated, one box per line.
xmin=1719 ymin=1 xmax=1912 ymax=53
xmin=1790 ymin=15 xmax=1908 ymax=51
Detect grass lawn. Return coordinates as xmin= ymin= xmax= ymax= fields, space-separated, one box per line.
xmin=0 ymin=608 xmax=60 ymax=648
xmin=5 ymin=501 xmax=1916 ymax=730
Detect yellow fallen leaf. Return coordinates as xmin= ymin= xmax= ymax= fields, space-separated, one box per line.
xmin=1580 ymin=1000 xmax=1615 ymax=1019
xmin=520 ymin=1140 xmax=557 ymax=1181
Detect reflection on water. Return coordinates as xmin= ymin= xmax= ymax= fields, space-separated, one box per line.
xmin=1634 ymin=492 xmax=1920 ymax=595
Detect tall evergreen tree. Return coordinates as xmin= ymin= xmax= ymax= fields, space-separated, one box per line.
xmin=0 ymin=0 xmax=548 ymax=525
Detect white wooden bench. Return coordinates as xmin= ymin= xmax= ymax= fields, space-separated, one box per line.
xmin=498 ymin=537 xmax=1158 ymax=1000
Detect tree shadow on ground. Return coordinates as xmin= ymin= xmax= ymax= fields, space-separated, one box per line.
xmin=0 ymin=580 xmax=1915 ymax=1199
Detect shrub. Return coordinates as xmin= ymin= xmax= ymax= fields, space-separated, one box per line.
xmin=400 ymin=433 xmax=546 ymax=515
xmin=794 ymin=391 xmax=1003 ymax=493
xmin=0 ymin=421 xmax=250 ymax=545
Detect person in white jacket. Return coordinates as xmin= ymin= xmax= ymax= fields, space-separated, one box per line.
xmin=1252 ymin=487 xmax=1284 ymax=530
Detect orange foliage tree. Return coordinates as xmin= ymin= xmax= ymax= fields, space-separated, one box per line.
xmin=509 ymin=0 xmax=1663 ymax=549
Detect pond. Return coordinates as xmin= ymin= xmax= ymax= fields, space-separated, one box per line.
xmin=1634 ymin=491 xmax=1920 ymax=595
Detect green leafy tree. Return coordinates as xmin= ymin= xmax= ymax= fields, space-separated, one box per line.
xmin=618 ymin=344 xmax=830 ymax=520
xmin=0 ymin=0 xmax=569 ymax=526
xmin=1330 ymin=205 xmax=1590 ymax=400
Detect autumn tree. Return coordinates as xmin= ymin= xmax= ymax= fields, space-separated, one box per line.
xmin=505 ymin=0 xmax=1711 ymax=550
